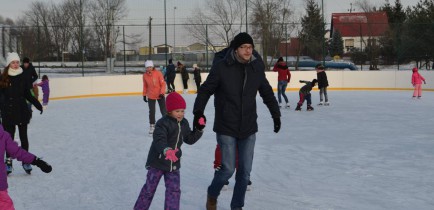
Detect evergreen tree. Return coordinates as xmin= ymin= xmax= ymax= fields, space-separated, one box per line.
xmin=299 ymin=0 xmax=324 ymax=60
xmin=329 ymin=30 xmax=344 ymax=57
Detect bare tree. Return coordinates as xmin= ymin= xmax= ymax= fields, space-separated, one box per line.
xmin=251 ymin=0 xmax=294 ymax=68
xmin=49 ymin=2 xmax=72 ymax=61
xmin=25 ymin=1 xmax=53 ymax=60
xmin=186 ymin=0 xmax=245 ymax=50
xmin=88 ymin=0 xmax=127 ymax=59
xmin=354 ymin=0 xmax=381 ymax=70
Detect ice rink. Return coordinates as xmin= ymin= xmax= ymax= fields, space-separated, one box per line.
xmin=7 ymin=90 xmax=434 ymax=210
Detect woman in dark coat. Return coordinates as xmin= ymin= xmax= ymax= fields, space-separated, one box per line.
xmin=192 ymin=63 xmax=202 ymax=93
xmin=0 ymin=52 xmax=43 ymax=174
xmin=177 ymin=61 xmax=189 ymax=94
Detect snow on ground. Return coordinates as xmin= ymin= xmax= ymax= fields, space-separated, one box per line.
xmin=7 ymin=90 xmax=434 ymax=210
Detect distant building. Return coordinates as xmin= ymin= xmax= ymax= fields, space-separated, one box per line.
xmin=139 ymin=46 xmax=153 ymax=55
xmin=278 ymin=38 xmax=303 ymax=57
xmin=331 ymin=12 xmax=389 ymax=53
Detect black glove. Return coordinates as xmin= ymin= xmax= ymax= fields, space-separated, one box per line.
xmin=143 ymin=96 xmax=148 ymax=103
xmin=40 ymin=109 xmax=43 ymax=114
xmin=424 ymin=81 xmax=426 ymax=84
xmin=31 ymin=157 xmax=52 ymax=173
xmin=159 ymin=94 xmax=165 ymax=99
xmin=273 ymin=117 xmax=281 ymax=133
xmin=193 ymin=111 xmax=206 ymax=131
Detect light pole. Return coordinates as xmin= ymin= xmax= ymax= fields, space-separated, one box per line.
xmin=164 ymin=0 xmax=168 ymax=66
xmin=173 ymin=6 xmax=177 ymax=58
xmin=322 ymin=0 xmax=325 ymax=65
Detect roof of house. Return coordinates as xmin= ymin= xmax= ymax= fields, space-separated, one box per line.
xmin=331 ymin=12 xmax=389 ymax=37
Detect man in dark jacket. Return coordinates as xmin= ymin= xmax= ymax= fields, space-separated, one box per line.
xmin=165 ymin=59 xmax=176 ymax=93
xmin=316 ymin=64 xmax=329 ymax=106
xmin=21 ymin=57 xmax=39 ymax=109
xmin=193 ymin=32 xmax=281 ymax=210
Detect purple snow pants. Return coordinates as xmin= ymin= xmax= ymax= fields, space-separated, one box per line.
xmin=42 ymin=91 xmax=50 ymax=106
xmin=134 ymin=167 xmax=180 ymax=210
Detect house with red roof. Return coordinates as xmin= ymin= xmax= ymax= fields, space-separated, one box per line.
xmin=331 ymin=12 xmax=389 ymax=53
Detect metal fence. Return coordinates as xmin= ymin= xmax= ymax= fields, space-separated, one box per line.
xmin=1 ymin=22 xmax=433 ymax=77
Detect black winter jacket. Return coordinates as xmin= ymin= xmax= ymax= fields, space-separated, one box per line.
xmin=166 ymin=64 xmax=176 ymax=81
xmin=20 ymin=63 xmax=38 ymax=84
xmin=193 ymin=48 xmax=280 ymax=139
xmin=317 ymin=70 xmax=329 ymax=88
xmin=180 ymin=66 xmax=189 ymax=80
xmin=0 ymin=73 xmax=42 ymax=125
xmin=193 ymin=68 xmax=201 ymax=83
xmin=299 ymin=81 xmax=314 ymax=95
xmin=146 ymin=115 xmax=203 ymax=172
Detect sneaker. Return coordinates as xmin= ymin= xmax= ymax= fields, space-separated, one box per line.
xmin=149 ymin=124 xmax=155 ymax=135
xmin=23 ymin=163 xmax=32 ymax=174
xmin=318 ymin=101 xmax=324 ymax=106
xmin=5 ymin=158 xmax=12 ymax=175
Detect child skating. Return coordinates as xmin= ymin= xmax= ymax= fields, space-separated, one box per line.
xmin=0 ymin=126 xmax=52 ymax=209
xmin=411 ymin=67 xmax=426 ymax=99
xmin=134 ymin=92 xmax=206 ymax=210
xmin=316 ymin=64 xmax=329 ymax=106
xmin=295 ymin=79 xmax=318 ymax=111
xmin=36 ymin=75 xmax=50 ymax=108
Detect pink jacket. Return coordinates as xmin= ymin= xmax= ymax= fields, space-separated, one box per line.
xmin=411 ymin=69 xmax=425 ymax=85
xmin=143 ymin=69 xmax=166 ymax=99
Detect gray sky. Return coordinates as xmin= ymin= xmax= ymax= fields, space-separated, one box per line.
xmin=0 ymin=0 xmax=418 ymax=25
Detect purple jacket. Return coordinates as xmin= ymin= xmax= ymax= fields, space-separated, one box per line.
xmin=37 ymin=80 xmax=50 ymax=93
xmin=0 ymin=126 xmax=36 ymax=190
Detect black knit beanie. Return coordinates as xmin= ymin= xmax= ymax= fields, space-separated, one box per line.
xmin=229 ymin=32 xmax=254 ymax=49
xmin=23 ymin=57 xmax=30 ymax=63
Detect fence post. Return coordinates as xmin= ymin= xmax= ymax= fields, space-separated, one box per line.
xmin=206 ymin=24 xmax=208 ymax=71
xmin=123 ymin=25 xmax=126 ymax=75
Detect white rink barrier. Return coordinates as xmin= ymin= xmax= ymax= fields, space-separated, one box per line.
xmin=47 ymin=71 xmax=434 ymax=100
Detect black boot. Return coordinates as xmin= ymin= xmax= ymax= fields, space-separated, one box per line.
xmin=295 ymin=104 xmax=301 ymax=111
xmin=307 ymin=105 xmax=314 ymax=111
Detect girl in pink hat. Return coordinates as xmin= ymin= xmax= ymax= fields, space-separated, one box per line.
xmin=134 ymin=92 xmax=206 ymax=210
xmin=411 ymin=67 xmax=426 ymax=98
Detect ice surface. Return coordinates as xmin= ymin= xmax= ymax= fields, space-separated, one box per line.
xmin=8 ymin=90 xmax=434 ymax=210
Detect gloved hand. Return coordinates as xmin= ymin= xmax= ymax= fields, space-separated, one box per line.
xmin=31 ymin=157 xmax=52 ymax=173
xmin=159 ymin=94 xmax=165 ymax=99
xmin=40 ymin=109 xmax=43 ymax=115
xmin=273 ymin=117 xmax=281 ymax=133
xmin=143 ymin=96 xmax=148 ymax=103
xmin=165 ymin=148 xmax=179 ymax=162
xmin=424 ymin=81 xmax=426 ymax=84
xmin=193 ymin=111 xmax=206 ymax=131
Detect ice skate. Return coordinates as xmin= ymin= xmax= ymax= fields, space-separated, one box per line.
xmin=5 ymin=158 xmax=13 ymax=175
xmin=295 ymin=104 xmax=301 ymax=111
xmin=278 ymin=103 xmax=282 ymax=108
xmin=307 ymin=105 xmax=314 ymax=111
xmin=246 ymin=180 xmax=252 ymax=191
xmin=324 ymin=102 xmax=330 ymax=106
xmin=222 ymin=180 xmax=229 ymax=191
xmin=23 ymin=163 xmax=32 ymax=174
xmin=285 ymin=103 xmax=290 ymax=109
xmin=317 ymin=101 xmax=323 ymax=106
xmin=149 ymin=124 xmax=155 ymax=135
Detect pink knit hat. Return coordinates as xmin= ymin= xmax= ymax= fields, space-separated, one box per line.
xmin=166 ymin=92 xmax=186 ymax=112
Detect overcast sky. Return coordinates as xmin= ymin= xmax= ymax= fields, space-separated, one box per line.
xmin=0 ymin=0 xmax=418 ymax=25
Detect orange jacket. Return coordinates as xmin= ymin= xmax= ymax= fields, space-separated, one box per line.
xmin=143 ymin=70 xmax=166 ymax=99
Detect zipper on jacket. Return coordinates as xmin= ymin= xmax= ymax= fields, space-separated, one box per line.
xmin=170 ymin=121 xmax=181 ymax=172
xmin=240 ymin=65 xmax=248 ymax=132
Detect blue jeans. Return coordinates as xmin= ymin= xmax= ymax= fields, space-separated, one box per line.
xmin=277 ymin=81 xmax=289 ymax=103
xmin=208 ymin=133 xmax=256 ymax=208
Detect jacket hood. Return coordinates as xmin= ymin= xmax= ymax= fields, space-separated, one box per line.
xmin=412 ymin=67 xmax=418 ymax=72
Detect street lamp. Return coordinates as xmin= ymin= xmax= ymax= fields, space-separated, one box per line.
xmin=173 ymin=6 xmax=177 ymax=58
